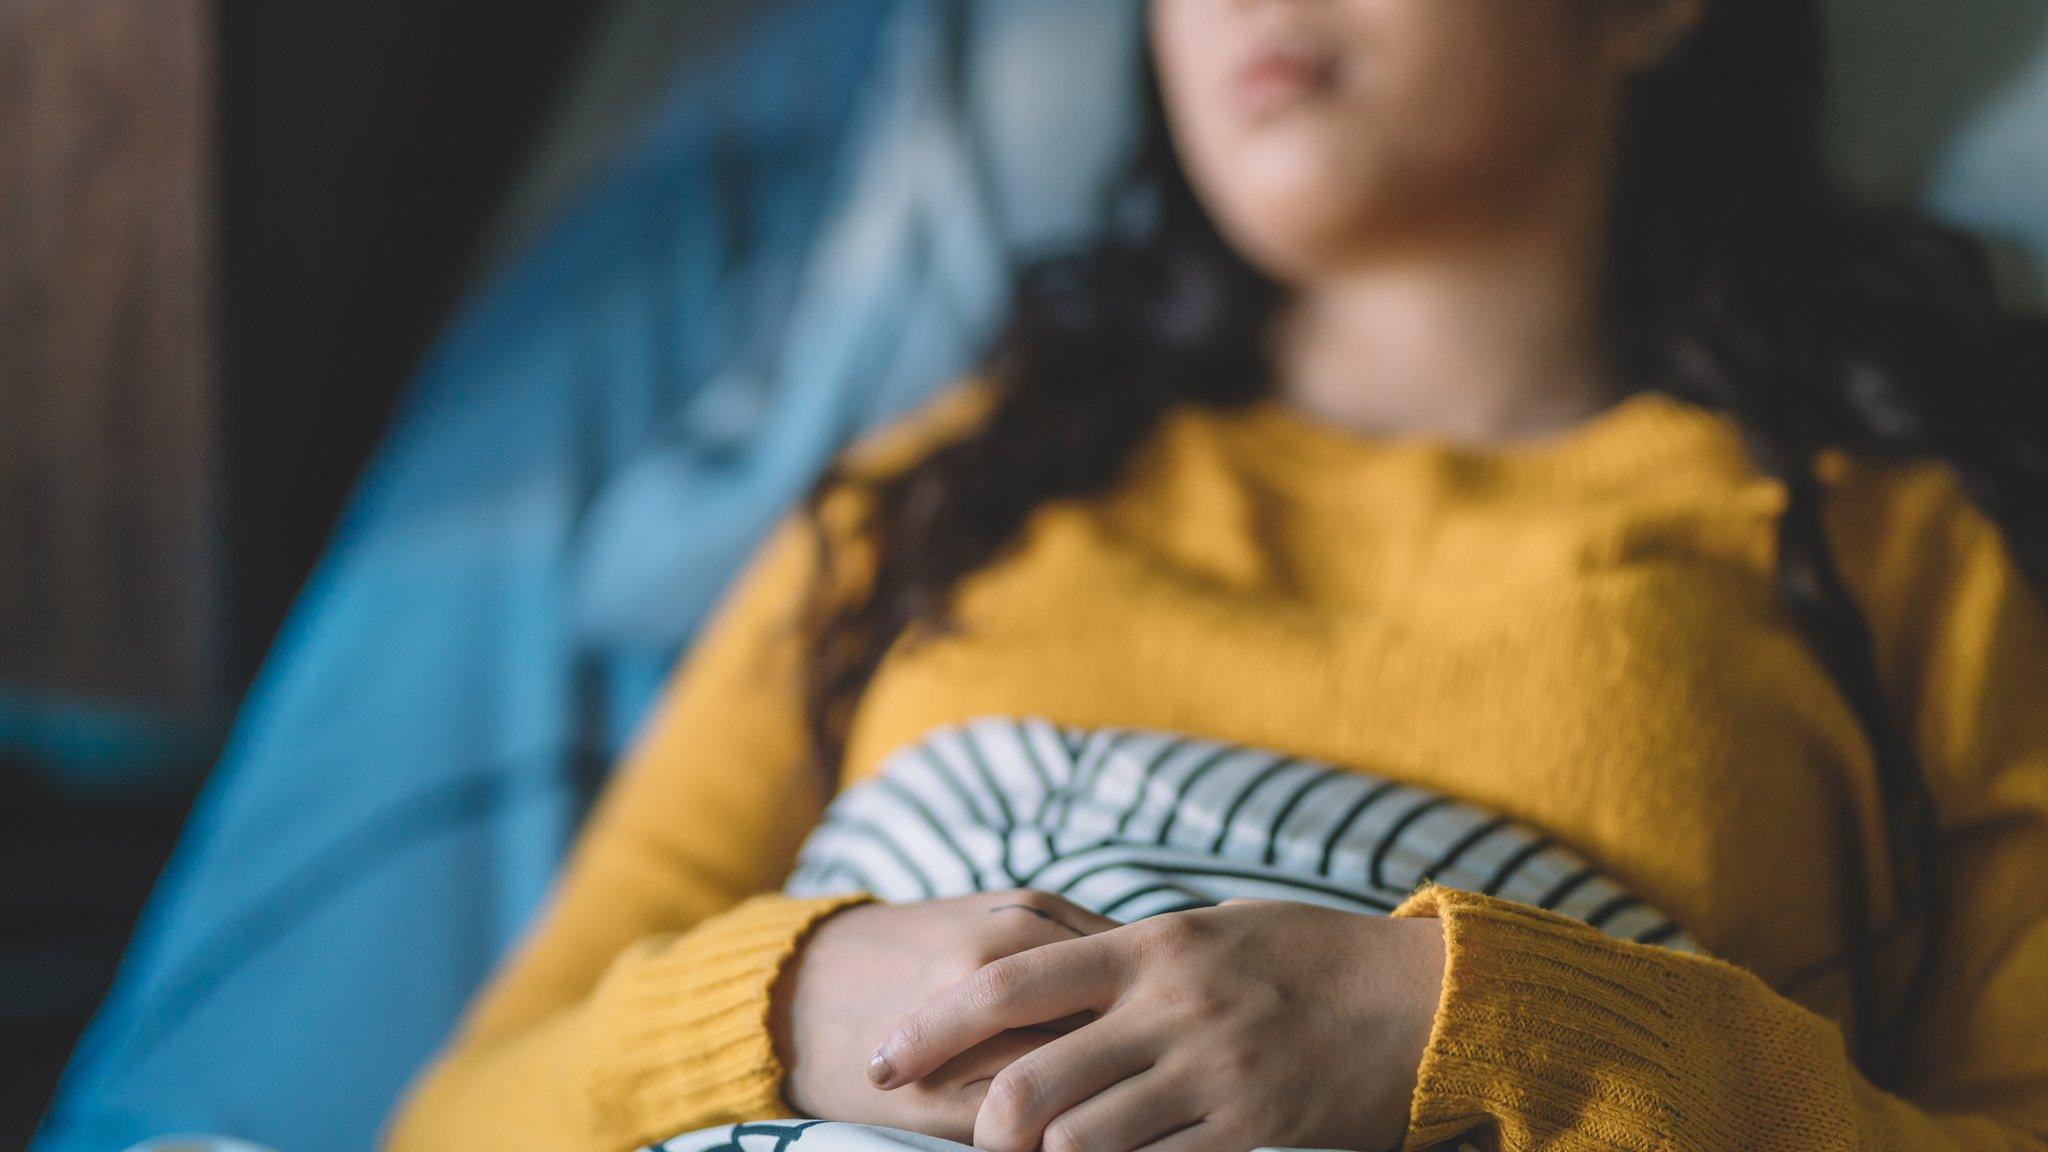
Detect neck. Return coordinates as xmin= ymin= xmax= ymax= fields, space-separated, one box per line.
xmin=1272 ymin=159 xmax=1621 ymax=446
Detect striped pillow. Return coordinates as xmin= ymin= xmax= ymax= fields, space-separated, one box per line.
xmin=786 ymin=717 xmax=1697 ymax=950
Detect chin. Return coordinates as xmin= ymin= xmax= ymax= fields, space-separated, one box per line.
xmin=1197 ymin=140 xmax=1395 ymax=279
xmin=1211 ymin=189 xmax=1390 ymax=283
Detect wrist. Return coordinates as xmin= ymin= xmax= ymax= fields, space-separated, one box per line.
xmin=1347 ymin=912 xmax=1446 ymax=1148
xmin=1405 ymin=916 xmax=1448 ymax=1060
xmin=772 ymin=897 xmax=881 ymax=1114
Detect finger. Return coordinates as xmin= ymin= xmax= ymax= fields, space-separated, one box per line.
xmin=967 ymin=901 xmax=1116 ymax=1035
xmin=928 ymin=1028 xmax=1055 ymax=1091
xmin=913 ymin=1030 xmax=1057 ymax=1145
xmin=1034 ymin=1069 xmax=1205 ymax=1152
xmin=871 ymin=935 xmax=1125 ymax=1089
xmin=972 ymin=897 xmax=1120 ymax=982
xmin=1037 ymin=1010 xmax=1099 ymax=1035
xmin=973 ymin=1021 xmax=1157 ymax=1152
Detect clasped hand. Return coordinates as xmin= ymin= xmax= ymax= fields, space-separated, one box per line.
xmin=782 ymin=891 xmax=1445 ymax=1152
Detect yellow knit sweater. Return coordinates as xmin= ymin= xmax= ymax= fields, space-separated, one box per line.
xmin=384 ymin=387 xmax=2048 ymax=1152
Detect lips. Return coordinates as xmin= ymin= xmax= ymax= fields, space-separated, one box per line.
xmin=1234 ymin=45 xmax=1340 ymax=115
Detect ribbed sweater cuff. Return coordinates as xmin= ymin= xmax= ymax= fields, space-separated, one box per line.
xmin=582 ymin=891 xmax=876 ymax=1142
xmin=1392 ymin=883 xmax=1685 ymax=1152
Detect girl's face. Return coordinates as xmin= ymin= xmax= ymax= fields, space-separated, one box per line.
xmin=1149 ymin=0 xmax=1697 ymax=282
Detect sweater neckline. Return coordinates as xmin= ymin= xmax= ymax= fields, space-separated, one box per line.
xmin=1192 ymin=388 xmax=1752 ymax=494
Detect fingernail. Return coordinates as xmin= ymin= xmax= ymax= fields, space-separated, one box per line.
xmin=866 ymin=1048 xmax=895 ymax=1087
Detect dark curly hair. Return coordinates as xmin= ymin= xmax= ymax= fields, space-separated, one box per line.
xmin=800 ymin=0 xmax=2047 ymax=1087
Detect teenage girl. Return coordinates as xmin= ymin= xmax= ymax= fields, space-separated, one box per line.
xmin=388 ymin=3 xmax=2048 ymax=1151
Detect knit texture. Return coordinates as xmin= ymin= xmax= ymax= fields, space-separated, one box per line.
xmin=387 ymin=388 xmax=2048 ymax=1152
xmin=1393 ymin=884 xmax=1869 ymax=1151
xmin=581 ymin=892 xmax=877 ymax=1139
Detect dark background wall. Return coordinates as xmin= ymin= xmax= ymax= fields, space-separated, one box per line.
xmin=1 ymin=0 xmax=613 ymax=726
xmin=216 ymin=0 xmax=610 ymax=691
xmin=1 ymin=0 xmax=221 ymax=720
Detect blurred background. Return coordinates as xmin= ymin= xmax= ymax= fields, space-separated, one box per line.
xmin=2 ymin=0 xmax=749 ymax=1137
xmin=2 ymin=1 xmax=2044 ymax=1149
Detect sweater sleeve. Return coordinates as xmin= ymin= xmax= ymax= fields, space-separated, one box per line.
xmin=382 ymin=515 xmax=875 ymax=1152
xmin=383 ymin=388 xmax=992 ymax=1152
xmin=1391 ymin=484 xmax=2048 ymax=1151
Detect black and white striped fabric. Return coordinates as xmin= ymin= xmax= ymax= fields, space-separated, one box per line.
xmin=783 ymin=717 xmax=1698 ymax=949
xmin=646 ymin=718 xmax=1696 ymax=1152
